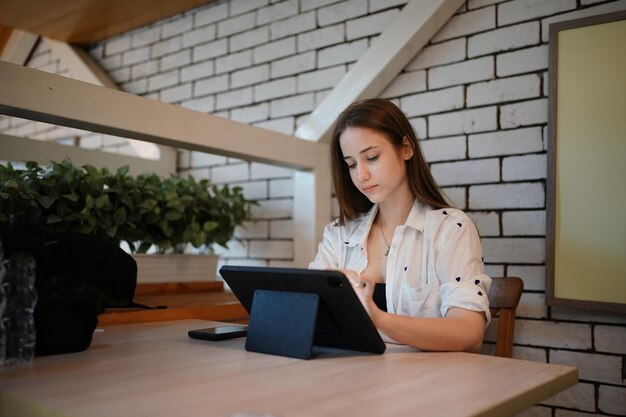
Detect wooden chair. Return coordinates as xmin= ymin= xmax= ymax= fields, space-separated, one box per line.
xmin=487 ymin=276 xmax=524 ymax=358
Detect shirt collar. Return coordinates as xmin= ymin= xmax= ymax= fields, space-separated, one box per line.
xmin=405 ymin=199 xmax=427 ymax=233
xmin=345 ymin=199 xmax=427 ymax=247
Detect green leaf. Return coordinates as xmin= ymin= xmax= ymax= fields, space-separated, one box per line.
xmin=164 ymin=210 xmax=182 ymax=221
xmin=86 ymin=194 xmax=95 ymax=208
xmin=120 ymin=193 xmax=133 ymax=208
xmin=36 ymin=195 xmax=56 ymax=209
xmin=0 ymin=165 xmax=10 ymax=181
xmin=113 ymin=206 xmax=126 ymax=225
xmin=203 ymin=221 xmax=218 ymax=232
xmin=106 ymin=225 xmax=118 ymax=238
xmin=4 ymin=179 xmax=18 ymax=189
xmin=62 ymin=192 xmax=79 ymax=202
xmin=47 ymin=214 xmax=64 ymax=224
xmin=95 ymin=194 xmax=109 ymax=209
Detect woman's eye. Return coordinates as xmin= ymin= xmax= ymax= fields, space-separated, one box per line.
xmin=347 ymin=163 xmax=356 ymax=169
xmin=367 ymin=155 xmax=379 ymax=162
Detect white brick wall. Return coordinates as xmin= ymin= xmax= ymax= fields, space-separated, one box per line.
xmin=502 ymin=154 xmax=546 ymax=181
xmin=296 ymin=66 xmax=345 ymax=93
xmin=271 ymin=12 xmax=316 ymax=40
xmin=468 ymin=211 xmax=500 ymax=236
xmin=211 ymin=162 xmax=249 ymax=183
xmin=516 ymin=292 xmax=547 ymax=319
xmin=508 ymin=265 xmax=544 ymax=291
xmin=250 ymin=162 xmax=292 ymax=179
xmin=346 ymin=9 xmax=399 ymax=40
xmin=599 ymin=385 xmax=626 ymax=415
xmin=551 ymin=350 xmax=622 ymax=384
xmin=249 ymin=239 xmax=293 ymax=259
xmin=421 ymin=136 xmax=466 ymax=162
xmin=381 ymin=70 xmax=426 ymax=98
xmin=257 ymin=0 xmax=298 ymax=25
xmin=250 ymin=199 xmax=293 ymax=219
xmin=318 ymin=0 xmax=367 ymax=26
xmin=469 ymin=127 xmax=543 ymax=158
xmin=318 ymin=39 xmax=368 ymax=68
xmin=496 ymin=45 xmax=548 ymax=77
xmin=498 ymin=0 xmax=577 ymax=26
xmin=297 ymin=24 xmax=344 ymax=52
xmin=594 ymin=325 xmax=626 ymax=354
xmin=270 ymin=219 xmax=294 ymax=239
xmin=270 ymin=93 xmax=315 ymax=118
xmin=468 ymin=21 xmax=540 ymax=58
xmin=429 ymin=106 xmax=497 ymax=137
xmin=401 ymin=86 xmax=464 ymax=117
xmin=216 ymin=87 xmax=253 ymax=109
xmin=193 ymin=38 xmax=228 ymax=61
xmin=231 ymin=64 xmax=269 ymax=88
xmin=230 ymin=103 xmax=270 ymax=123
xmin=481 ymin=237 xmax=544 ymax=263
xmin=431 ymin=158 xmax=499 ymax=186
xmin=470 ymin=182 xmax=545 ymax=209
xmin=467 ymin=74 xmax=541 ymax=107
xmin=236 ymin=220 xmax=269 ymax=239
xmin=407 ymin=38 xmax=466 ymax=70
xmin=255 ymin=77 xmax=296 ymax=101
xmin=4 ymin=5 xmax=624 ymax=415
xmin=428 ymin=56 xmax=494 ymax=89
xmin=230 ymin=27 xmax=270 ymax=52
xmin=543 ymin=383 xmax=595 ymax=412
xmin=515 ymin=320 xmax=592 ymax=350
xmin=432 ymin=6 xmax=496 ymax=42
xmin=271 ymin=51 xmax=316 ymax=77
xmin=502 ymin=210 xmax=546 ymax=236
xmin=500 ymin=98 xmax=548 ymax=128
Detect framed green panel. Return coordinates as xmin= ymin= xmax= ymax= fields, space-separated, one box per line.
xmin=546 ymin=11 xmax=626 ymax=313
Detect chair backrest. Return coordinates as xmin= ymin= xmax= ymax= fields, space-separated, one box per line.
xmin=487 ymin=276 xmax=524 ymax=358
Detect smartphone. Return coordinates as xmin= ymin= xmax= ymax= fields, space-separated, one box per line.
xmin=188 ymin=324 xmax=248 ymax=341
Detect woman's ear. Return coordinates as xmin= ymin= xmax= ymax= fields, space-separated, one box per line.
xmin=402 ymin=136 xmax=414 ymax=160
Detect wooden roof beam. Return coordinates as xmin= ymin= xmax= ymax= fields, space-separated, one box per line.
xmin=295 ymin=0 xmax=464 ymax=143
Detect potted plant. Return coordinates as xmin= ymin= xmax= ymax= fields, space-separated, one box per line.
xmin=0 ymin=160 xmax=254 ymax=283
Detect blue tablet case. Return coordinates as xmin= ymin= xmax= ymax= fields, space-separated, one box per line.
xmin=245 ymin=289 xmax=319 ymax=359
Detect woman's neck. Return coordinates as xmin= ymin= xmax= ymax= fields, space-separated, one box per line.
xmin=378 ymin=191 xmax=414 ymax=229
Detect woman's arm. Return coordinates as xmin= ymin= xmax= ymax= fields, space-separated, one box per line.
xmin=347 ymin=274 xmax=486 ymax=353
xmin=372 ymin=305 xmax=486 ymax=353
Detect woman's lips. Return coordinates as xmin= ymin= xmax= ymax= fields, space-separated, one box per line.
xmin=362 ymin=185 xmax=377 ymax=193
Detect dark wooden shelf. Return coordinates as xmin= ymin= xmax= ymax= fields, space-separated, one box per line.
xmin=98 ymin=281 xmax=248 ymax=326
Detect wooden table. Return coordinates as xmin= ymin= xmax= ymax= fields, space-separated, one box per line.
xmin=0 ymin=320 xmax=577 ymax=417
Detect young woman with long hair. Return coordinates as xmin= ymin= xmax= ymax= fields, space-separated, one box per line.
xmin=309 ymin=98 xmax=491 ymax=352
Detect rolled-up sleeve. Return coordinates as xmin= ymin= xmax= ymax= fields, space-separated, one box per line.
xmin=436 ymin=212 xmax=491 ymax=324
xmin=308 ymin=221 xmax=341 ymax=270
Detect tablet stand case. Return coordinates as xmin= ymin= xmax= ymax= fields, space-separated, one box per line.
xmin=245 ymin=289 xmax=318 ymax=359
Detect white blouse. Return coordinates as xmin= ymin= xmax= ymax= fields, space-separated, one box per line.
xmin=309 ymin=200 xmax=491 ymax=324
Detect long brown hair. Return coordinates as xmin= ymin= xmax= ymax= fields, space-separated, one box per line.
xmin=330 ymin=98 xmax=449 ymax=225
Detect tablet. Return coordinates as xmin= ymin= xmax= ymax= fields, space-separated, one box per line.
xmin=220 ymin=265 xmax=386 ymax=355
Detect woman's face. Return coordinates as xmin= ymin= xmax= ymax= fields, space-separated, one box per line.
xmin=339 ymin=126 xmax=413 ymax=205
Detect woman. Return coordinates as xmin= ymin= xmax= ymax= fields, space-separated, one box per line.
xmin=309 ymin=98 xmax=491 ymax=352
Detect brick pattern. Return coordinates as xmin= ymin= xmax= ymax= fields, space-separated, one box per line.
xmin=2 ymin=2 xmax=625 ymax=415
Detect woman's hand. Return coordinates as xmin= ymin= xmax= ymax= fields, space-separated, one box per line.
xmin=335 ymin=269 xmax=380 ymax=320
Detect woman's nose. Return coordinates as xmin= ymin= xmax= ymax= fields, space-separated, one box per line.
xmin=357 ymin=164 xmax=370 ymax=181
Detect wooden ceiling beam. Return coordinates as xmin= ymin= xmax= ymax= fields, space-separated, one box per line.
xmin=295 ymin=0 xmax=465 ymax=143
xmin=0 ymin=0 xmax=214 ymax=44
xmin=0 ymin=29 xmax=39 ymax=65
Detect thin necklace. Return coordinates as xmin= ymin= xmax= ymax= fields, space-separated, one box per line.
xmin=379 ymin=218 xmax=391 ymax=257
